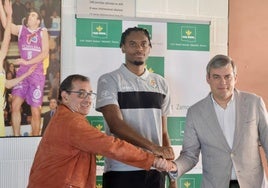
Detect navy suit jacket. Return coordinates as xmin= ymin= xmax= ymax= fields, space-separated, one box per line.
xmin=41 ymin=110 xmax=55 ymax=135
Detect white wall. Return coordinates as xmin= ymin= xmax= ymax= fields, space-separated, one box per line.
xmin=136 ymin=0 xmax=228 ymax=57
xmin=0 ymin=137 xmax=41 ymax=188
xmin=0 ymin=1 xmax=228 ymax=187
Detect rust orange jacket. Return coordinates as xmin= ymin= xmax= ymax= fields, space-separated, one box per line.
xmin=28 ymin=105 xmax=155 ymax=188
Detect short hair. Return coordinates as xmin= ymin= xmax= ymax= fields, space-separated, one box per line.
xmin=58 ymin=74 xmax=90 ymax=101
xmin=23 ymin=10 xmax=42 ymax=26
xmin=119 ymin=27 xmax=152 ymax=48
xmin=206 ymin=54 xmax=237 ymax=77
xmin=49 ymin=98 xmax=58 ymax=105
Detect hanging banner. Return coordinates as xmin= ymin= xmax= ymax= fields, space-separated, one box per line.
xmin=76 ymin=0 xmax=136 ymax=17
xmin=75 ymin=17 xmax=210 ymax=188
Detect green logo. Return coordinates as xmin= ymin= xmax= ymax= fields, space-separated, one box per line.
xmin=87 ymin=116 xmax=104 ymax=131
xmin=179 ymin=174 xmax=202 ymax=188
xmin=167 ymin=23 xmax=209 ymax=51
xmin=96 ymin=176 xmax=103 ymax=188
xmin=76 ymin=18 xmax=122 ymax=47
xmin=166 ymin=174 xmax=202 ymax=188
xmin=87 ymin=116 xmax=105 ymax=166
xmin=91 ymin=22 xmax=108 ymax=39
xmin=181 ymin=26 xmax=196 ymax=42
xmin=146 ymin=56 xmax=164 ymax=77
xmin=181 ymin=178 xmax=195 ymax=188
xmin=167 ymin=117 xmax=185 ymax=145
xmin=96 ymin=154 xmax=104 ymax=166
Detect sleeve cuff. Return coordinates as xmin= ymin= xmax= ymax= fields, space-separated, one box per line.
xmin=168 ymin=161 xmax=178 ymax=181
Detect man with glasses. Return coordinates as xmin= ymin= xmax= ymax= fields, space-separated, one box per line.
xmin=96 ymin=27 xmax=176 ymax=188
xmin=173 ymin=54 xmax=268 ymax=188
xmin=28 ymin=74 xmax=177 ymax=188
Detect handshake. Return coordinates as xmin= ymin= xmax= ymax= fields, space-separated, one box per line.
xmin=153 ymin=157 xmax=177 ymax=172
xmin=151 ymin=146 xmax=178 ymax=181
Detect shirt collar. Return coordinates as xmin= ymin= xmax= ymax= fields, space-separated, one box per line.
xmin=121 ymin=63 xmax=149 ymax=80
xmin=210 ymin=92 xmax=235 ymax=108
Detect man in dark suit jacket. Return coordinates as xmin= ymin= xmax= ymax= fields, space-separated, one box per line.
xmin=41 ymin=98 xmax=58 ymax=135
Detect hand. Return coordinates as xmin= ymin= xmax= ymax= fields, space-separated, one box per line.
xmin=169 ymin=161 xmax=177 ymax=172
xmin=153 ymin=157 xmax=177 ymax=172
xmin=14 ymin=58 xmax=28 ymax=66
xmin=26 ymin=64 xmax=37 ymax=76
xmin=167 ymin=161 xmax=178 ymax=187
xmin=152 ymin=145 xmax=175 ymax=160
xmin=153 ymin=157 xmax=169 ymax=171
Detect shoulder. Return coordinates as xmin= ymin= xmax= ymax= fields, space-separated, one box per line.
xmin=40 ymin=27 xmax=48 ymax=37
xmin=18 ymin=25 xmax=24 ymax=33
xmin=43 ymin=110 xmax=51 ymax=116
xmin=235 ymin=89 xmax=262 ymax=101
xmin=98 ymin=66 xmax=121 ymax=81
xmin=188 ymin=94 xmax=211 ymax=111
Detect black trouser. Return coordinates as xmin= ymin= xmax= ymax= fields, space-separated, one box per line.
xmin=102 ymin=170 xmax=166 ymax=188
xmin=229 ymin=180 xmax=240 ymax=188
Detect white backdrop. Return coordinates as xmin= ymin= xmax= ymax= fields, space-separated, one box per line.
xmin=74 ymin=16 xmax=210 ymax=187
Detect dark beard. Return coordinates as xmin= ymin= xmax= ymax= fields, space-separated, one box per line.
xmin=133 ymin=61 xmax=144 ymax=66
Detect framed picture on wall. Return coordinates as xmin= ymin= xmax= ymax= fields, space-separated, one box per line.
xmin=0 ymin=0 xmax=61 ymax=137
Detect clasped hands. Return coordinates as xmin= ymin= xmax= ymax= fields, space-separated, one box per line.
xmin=152 ymin=146 xmax=177 ymax=173
xmin=153 ymin=157 xmax=177 ymax=172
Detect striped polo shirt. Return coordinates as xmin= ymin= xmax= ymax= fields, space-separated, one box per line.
xmin=96 ymin=64 xmax=171 ymax=171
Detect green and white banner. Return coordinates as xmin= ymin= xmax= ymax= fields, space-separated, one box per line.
xmin=76 ymin=18 xmax=210 ymax=187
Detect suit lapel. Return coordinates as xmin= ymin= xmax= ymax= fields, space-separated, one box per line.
xmin=202 ymin=94 xmax=231 ymax=151
xmin=232 ymin=90 xmax=247 ymax=150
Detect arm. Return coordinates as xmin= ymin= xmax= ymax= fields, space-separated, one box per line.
xmin=162 ymin=115 xmax=176 ymax=164
xmin=162 ymin=116 xmax=178 ymax=188
xmin=5 ymin=64 xmax=36 ymax=89
xmin=99 ymin=104 xmax=174 ymax=159
xmin=174 ymin=108 xmax=200 ymax=177
xmin=100 ymin=104 xmax=158 ymax=151
xmin=258 ymin=97 xmax=268 ymax=161
xmin=69 ymin=114 xmax=176 ymax=171
xmin=0 ymin=0 xmax=20 ymax=35
xmin=160 ymin=79 xmax=175 ymax=159
xmin=0 ymin=0 xmax=12 ymax=72
xmin=162 ymin=116 xmax=174 ymax=155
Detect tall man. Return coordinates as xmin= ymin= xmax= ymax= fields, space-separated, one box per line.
xmin=96 ymin=27 xmax=175 ymax=188
xmin=174 ymin=54 xmax=268 ymax=188
xmin=0 ymin=2 xmax=49 ymax=136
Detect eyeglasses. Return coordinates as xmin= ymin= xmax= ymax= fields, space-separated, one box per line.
xmin=66 ymin=90 xmax=96 ymax=99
